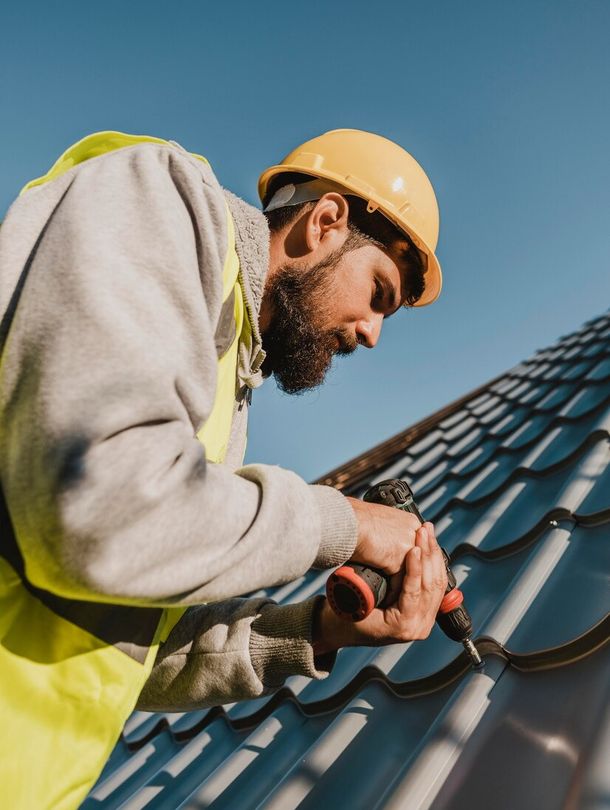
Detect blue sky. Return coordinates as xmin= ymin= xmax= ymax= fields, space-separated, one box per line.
xmin=2 ymin=0 xmax=609 ymax=482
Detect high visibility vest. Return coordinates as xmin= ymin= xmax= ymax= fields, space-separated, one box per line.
xmin=0 ymin=132 xmax=250 ymax=809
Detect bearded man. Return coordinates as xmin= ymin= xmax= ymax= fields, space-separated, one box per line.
xmin=0 ymin=129 xmax=448 ymax=809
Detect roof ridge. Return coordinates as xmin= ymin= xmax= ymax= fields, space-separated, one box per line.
xmin=451 ymin=505 xmax=610 ymax=562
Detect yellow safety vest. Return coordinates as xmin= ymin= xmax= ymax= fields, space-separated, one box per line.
xmin=0 ymin=132 xmax=249 ymax=809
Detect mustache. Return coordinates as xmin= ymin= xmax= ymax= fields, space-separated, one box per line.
xmin=332 ymin=329 xmax=358 ymax=356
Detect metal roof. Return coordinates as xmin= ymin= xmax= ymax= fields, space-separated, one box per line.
xmin=84 ymin=310 xmax=610 ymax=810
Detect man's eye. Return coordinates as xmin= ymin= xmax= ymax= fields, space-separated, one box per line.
xmin=373 ymin=279 xmax=384 ymax=306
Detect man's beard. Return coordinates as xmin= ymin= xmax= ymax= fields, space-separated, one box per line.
xmin=261 ymin=252 xmax=358 ymax=394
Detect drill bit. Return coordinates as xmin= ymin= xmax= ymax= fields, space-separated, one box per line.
xmin=463 ymin=637 xmax=483 ymax=668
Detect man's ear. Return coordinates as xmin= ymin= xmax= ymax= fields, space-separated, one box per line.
xmin=304 ymin=193 xmax=350 ymax=252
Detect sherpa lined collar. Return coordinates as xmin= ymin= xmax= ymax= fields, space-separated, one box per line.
xmin=223 ymin=189 xmax=269 ymax=391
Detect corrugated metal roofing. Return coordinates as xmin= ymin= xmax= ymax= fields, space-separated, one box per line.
xmin=84 ymin=309 xmax=610 ymax=809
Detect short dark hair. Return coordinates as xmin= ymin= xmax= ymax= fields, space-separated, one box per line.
xmin=263 ymin=172 xmax=426 ymax=305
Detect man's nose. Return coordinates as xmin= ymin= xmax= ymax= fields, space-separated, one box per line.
xmin=355 ymin=313 xmax=384 ymax=348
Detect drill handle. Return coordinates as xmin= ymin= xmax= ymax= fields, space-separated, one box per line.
xmin=325 ymin=563 xmax=388 ymax=621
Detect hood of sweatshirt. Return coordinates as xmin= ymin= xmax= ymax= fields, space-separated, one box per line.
xmin=223 ymin=190 xmax=269 ymax=393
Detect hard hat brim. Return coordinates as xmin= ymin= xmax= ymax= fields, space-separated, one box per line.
xmin=259 ymin=163 xmax=442 ymax=308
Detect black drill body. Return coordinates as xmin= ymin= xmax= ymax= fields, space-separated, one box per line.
xmin=326 ymin=479 xmax=482 ymax=668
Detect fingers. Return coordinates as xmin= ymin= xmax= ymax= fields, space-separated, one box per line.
xmin=416 ymin=524 xmax=433 ymax=592
xmin=397 ymin=546 xmax=422 ymax=626
xmin=398 ymin=522 xmax=446 ymax=635
xmin=382 ymin=521 xmax=432 ymax=609
xmin=425 ymin=521 xmax=448 ymax=593
xmin=384 ymin=571 xmax=405 ymax=606
xmin=348 ymin=519 xmax=451 ymax=647
xmin=400 ymin=546 xmax=421 ymax=608
xmin=399 ymin=524 xmax=431 ymax=611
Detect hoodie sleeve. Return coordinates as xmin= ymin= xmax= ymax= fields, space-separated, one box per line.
xmin=0 ymin=142 xmax=357 ymax=606
xmin=137 ymin=596 xmax=336 ymax=711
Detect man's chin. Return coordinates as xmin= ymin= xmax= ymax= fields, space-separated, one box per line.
xmin=269 ymin=356 xmax=334 ymax=395
xmin=273 ymin=370 xmax=330 ymax=395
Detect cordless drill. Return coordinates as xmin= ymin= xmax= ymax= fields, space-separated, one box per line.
xmin=326 ymin=479 xmax=482 ymax=668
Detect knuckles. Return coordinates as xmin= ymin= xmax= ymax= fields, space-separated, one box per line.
xmin=433 ymin=575 xmax=447 ymax=591
xmin=396 ymin=623 xmax=433 ymax=643
xmin=402 ymin=513 xmax=422 ymax=531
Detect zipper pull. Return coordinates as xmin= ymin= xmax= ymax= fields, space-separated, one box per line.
xmin=238 ymin=385 xmax=253 ymax=411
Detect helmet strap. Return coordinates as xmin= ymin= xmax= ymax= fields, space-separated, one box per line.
xmin=263 ymin=178 xmax=354 ymax=213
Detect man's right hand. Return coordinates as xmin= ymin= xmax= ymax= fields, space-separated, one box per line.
xmin=346 ymin=495 xmax=422 ymax=575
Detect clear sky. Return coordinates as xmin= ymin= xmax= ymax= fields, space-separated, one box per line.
xmin=2 ymin=0 xmax=609 ymax=482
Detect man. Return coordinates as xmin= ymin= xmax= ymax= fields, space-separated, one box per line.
xmin=0 ymin=128 xmax=447 ymax=808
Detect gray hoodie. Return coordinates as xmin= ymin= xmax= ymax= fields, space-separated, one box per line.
xmin=0 ymin=140 xmax=358 ymax=708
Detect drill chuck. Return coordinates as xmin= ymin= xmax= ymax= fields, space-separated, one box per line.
xmin=437 ymin=600 xmax=472 ymax=641
xmin=326 ymin=479 xmax=482 ymax=668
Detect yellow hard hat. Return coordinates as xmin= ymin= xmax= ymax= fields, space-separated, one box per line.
xmin=258 ymin=128 xmax=442 ymax=307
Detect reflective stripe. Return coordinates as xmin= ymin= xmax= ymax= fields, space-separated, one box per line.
xmin=196 ymin=205 xmax=244 ymax=464
xmin=19 ymin=131 xmax=209 ymax=196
